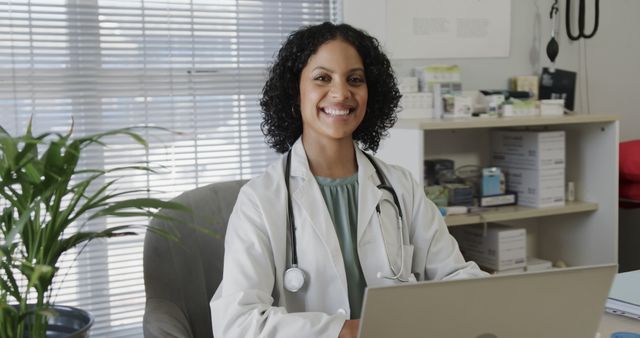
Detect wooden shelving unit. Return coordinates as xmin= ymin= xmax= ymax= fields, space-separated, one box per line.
xmin=394 ymin=114 xmax=618 ymax=130
xmin=445 ymin=201 xmax=598 ymax=226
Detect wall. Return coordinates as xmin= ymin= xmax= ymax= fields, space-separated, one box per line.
xmin=344 ymin=0 xmax=640 ymax=269
xmin=553 ymin=0 xmax=640 ymax=142
xmin=344 ymin=0 xmax=640 ymax=141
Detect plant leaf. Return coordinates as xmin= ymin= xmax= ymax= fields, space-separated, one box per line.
xmin=89 ymin=199 xmax=188 ymax=220
xmin=145 ymin=225 xmax=179 ymax=242
xmin=0 ymin=261 xmax=22 ymax=302
xmin=4 ymin=202 xmax=36 ymax=246
xmin=50 ymin=226 xmax=139 ymax=263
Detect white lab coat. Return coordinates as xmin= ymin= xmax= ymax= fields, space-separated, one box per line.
xmin=210 ymin=139 xmax=486 ymax=338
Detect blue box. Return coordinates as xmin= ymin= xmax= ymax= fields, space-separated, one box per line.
xmin=482 ymin=167 xmax=503 ymax=196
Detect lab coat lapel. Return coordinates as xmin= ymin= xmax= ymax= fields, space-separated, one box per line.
xmin=355 ymin=147 xmax=383 ymax=245
xmin=288 ymin=140 xmax=349 ymax=297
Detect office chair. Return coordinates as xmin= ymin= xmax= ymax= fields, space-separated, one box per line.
xmin=143 ymin=180 xmax=247 ymax=338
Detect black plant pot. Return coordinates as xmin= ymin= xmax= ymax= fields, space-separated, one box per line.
xmin=15 ymin=304 xmax=94 ymax=338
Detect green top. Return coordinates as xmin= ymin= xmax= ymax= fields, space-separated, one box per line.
xmin=314 ymin=174 xmax=367 ymax=319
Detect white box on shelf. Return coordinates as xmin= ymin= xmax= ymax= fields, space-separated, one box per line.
xmin=413 ymin=65 xmax=462 ymax=94
xmin=502 ymin=99 xmax=539 ymax=117
xmin=526 ymin=257 xmax=553 ymax=272
xmin=453 ymin=224 xmax=527 ymax=271
xmin=510 ymin=75 xmax=539 ymax=100
xmin=397 ymin=76 xmax=419 ymax=94
xmin=491 ymin=130 xmax=565 ymax=170
xmin=398 ymin=92 xmax=433 ymax=119
xmin=452 ymin=95 xmax=474 ymax=117
xmin=492 ymin=267 xmax=526 ymax=275
xmin=540 ymin=99 xmax=565 ymax=116
xmin=505 ymin=167 xmax=565 ymax=208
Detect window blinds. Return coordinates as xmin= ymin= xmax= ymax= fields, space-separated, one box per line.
xmin=0 ymin=0 xmax=339 ymax=336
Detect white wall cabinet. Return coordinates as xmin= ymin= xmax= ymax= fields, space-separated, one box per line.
xmin=378 ymin=115 xmax=619 ymax=267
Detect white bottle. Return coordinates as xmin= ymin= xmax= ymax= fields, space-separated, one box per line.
xmin=567 ymin=181 xmax=575 ymax=202
xmin=432 ymin=83 xmax=443 ymax=119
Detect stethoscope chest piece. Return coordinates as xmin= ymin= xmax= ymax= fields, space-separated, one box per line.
xmin=284 ymin=266 xmax=305 ymax=292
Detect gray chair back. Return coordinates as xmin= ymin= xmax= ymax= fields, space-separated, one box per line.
xmin=143 ymin=180 xmax=246 ymax=338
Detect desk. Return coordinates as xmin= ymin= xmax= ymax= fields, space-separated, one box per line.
xmin=598 ymin=312 xmax=640 ymax=336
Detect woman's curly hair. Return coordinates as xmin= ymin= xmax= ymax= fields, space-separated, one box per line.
xmin=260 ymin=22 xmax=401 ymax=154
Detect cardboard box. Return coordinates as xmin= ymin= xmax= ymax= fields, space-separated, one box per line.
xmin=453 ymin=224 xmax=527 ymax=271
xmin=398 ymin=92 xmax=433 ymax=119
xmin=444 ymin=183 xmax=474 ymax=206
xmin=397 ymin=76 xmax=419 ymax=94
xmin=526 ymin=257 xmax=553 ymax=272
xmin=540 ymin=99 xmax=565 ymax=116
xmin=491 ymin=130 xmax=566 ymax=208
xmin=479 ymin=192 xmax=517 ymax=207
xmin=510 ymin=75 xmax=539 ymax=100
xmin=482 ymin=167 xmax=504 ymax=196
xmin=414 ymin=65 xmax=462 ymax=94
xmin=505 ymin=167 xmax=565 ymax=208
xmin=491 ymin=130 xmax=565 ymax=170
xmin=491 ymin=267 xmax=526 ymax=275
xmin=502 ymin=99 xmax=539 ymax=117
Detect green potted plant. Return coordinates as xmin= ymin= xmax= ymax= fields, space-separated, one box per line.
xmin=0 ymin=122 xmax=185 ymax=337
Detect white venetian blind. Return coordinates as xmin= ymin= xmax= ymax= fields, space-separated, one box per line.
xmin=0 ymin=0 xmax=340 ymax=336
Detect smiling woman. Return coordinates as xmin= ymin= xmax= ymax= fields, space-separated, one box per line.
xmin=211 ymin=22 xmax=487 ymax=338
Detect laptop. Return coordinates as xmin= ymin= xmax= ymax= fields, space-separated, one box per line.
xmin=606 ymin=269 xmax=640 ymax=320
xmin=358 ymin=264 xmax=617 ymax=338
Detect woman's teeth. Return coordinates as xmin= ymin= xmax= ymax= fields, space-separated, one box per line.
xmin=323 ymin=108 xmax=351 ymax=116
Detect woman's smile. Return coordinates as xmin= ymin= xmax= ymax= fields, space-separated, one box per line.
xmin=320 ymin=103 xmax=356 ymax=118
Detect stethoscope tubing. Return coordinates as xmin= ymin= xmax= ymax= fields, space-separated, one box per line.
xmin=283 ymin=149 xmax=408 ymax=292
xmin=565 ymin=0 xmax=600 ymax=40
xmin=376 ymin=205 xmax=409 ymax=282
xmin=284 ymin=149 xmax=298 ymax=268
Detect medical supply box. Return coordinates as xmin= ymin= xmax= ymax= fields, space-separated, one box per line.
xmin=490 ymin=130 xmax=565 ymax=170
xmin=481 ymin=167 xmax=504 ymax=196
xmin=505 ymin=167 xmax=565 ymax=208
xmin=490 ymin=130 xmax=566 ymax=208
xmin=398 ymin=92 xmax=433 ymax=119
xmin=453 ymin=224 xmax=527 ymax=271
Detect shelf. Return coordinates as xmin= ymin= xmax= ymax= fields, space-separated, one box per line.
xmin=445 ymin=201 xmax=598 ymax=226
xmin=394 ymin=114 xmax=618 ymax=130
xmin=378 ymin=113 xmax=618 ymax=266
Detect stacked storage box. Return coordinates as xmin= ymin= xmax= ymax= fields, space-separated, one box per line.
xmin=452 ymin=224 xmax=527 ymax=272
xmin=491 ymin=130 xmax=566 ymax=208
xmin=397 ymin=76 xmax=433 ymax=119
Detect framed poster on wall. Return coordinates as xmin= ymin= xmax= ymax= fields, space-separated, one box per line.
xmin=344 ymin=0 xmax=512 ymax=59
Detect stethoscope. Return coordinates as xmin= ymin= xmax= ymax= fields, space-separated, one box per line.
xmin=565 ymin=0 xmax=599 ymax=41
xmin=283 ymin=149 xmax=408 ymax=293
xmin=546 ymin=0 xmax=600 ymax=67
